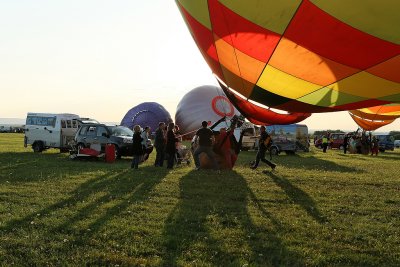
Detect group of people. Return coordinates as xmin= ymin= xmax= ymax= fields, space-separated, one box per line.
xmin=191 ymin=120 xmax=277 ymax=171
xmin=318 ymin=130 xmax=380 ymax=156
xmin=345 ymin=131 xmax=380 ymax=156
xmin=152 ymin=122 xmax=183 ymax=169
xmin=131 ymin=119 xmax=278 ymax=171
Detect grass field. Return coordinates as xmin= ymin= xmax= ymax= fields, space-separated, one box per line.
xmin=0 ymin=133 xmax=399 ymax=266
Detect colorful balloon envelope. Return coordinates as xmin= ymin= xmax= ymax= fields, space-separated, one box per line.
xmin=176 ymin=0 xmax=400 ymax=119
xmin=349 ymin=104 xmax=400 ymax=131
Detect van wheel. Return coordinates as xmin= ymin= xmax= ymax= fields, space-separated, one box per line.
xmin=32 ymin=142 xmax=43 ymax=153
xmin=339 ymin=145 xmax=344 ymax=150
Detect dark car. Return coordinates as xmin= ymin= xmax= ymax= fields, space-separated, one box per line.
xmin=375 ymin=134 xmax=395 ymax=152
xmin=74 ymin=123 xmax=133 ymax=158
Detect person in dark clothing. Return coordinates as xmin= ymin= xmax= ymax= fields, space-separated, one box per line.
xmin=343 ymin=134 xmax=349 ymax=154
xmin=250 ymin=126 xmax=276 ymax=170
xmin=166 ymin=122 xmax=179 ymax=169
xmin=193 ymin=121 xmax=219 ymax=170
xmin=131 ymin=125 xmax=143 ymax=169
xmin=154 ymin=122 xmax=166 ymax=167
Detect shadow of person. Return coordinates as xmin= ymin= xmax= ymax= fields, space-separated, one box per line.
xmin=0 ymin=165 xmax=167 ymax=263
xmin=162 ymin=170 xmax=305 ymax=266
xmin=264 ymin=171 xmax=328 ymax=224
xmin=278 ymin=154 xmax=364 ymax=173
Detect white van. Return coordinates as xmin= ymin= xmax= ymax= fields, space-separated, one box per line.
xmin=24 ymin=113 xmax=80 ymax=152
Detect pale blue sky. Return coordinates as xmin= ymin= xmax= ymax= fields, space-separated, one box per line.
xmin=0 ymin=0 xmax=399 ymax=132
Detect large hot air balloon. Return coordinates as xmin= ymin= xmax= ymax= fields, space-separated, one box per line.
xmin=121 ymin=102 xmax=172 ymax=133
xmin=175 ymin=85 xmax=240 ymax=137
xmin=176 ymin=1 xmax=400 ymax=122
xmin=349 ymin=104 xmax=400 ymax=131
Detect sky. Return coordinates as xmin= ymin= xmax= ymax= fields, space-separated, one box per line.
xmin=0 ymin=0 xmax=399 ymax=132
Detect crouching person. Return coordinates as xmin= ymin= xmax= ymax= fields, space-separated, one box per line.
xmin=193 ymin=121 xmax=219 ymax=170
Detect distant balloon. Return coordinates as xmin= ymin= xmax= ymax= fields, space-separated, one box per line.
xmin=121 ymin=102 xmax=172 ymax=132
xmin=349 ymin=104 xmax=400 ymax=131
xmin=176 ymin=0 xmax=400 ymax=119
xmin=175 ymin=85 xmax=240 ymax=137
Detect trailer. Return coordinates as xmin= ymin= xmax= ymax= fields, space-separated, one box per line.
xmin=265 ymin=124 xmax=310 ymax=155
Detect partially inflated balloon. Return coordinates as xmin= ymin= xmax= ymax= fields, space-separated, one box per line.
xmin=349 ymin=104 xmax=400 ymax=131
xmin=175 ymin=85 xmax=240 ymax=137
xmin=176 ymin=0 xmax=400 ymax=119
xmin=121 ymin=102 xmax=172 ymax=132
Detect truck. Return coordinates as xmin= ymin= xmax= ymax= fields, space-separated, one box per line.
xmin=265 ymin=124 xmax=309 ymax=155
xmin=24 ymin=113 xmax=81 ymax=152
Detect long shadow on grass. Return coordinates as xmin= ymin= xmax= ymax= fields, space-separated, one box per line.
xmin=278 ymin=154 xmax=363 ymax=173
xmin=0 ymin=151 xmax=114 ymax=183
xmin=162 ymin=170 xmax=304 ymax=266
xmin=375 ymin=152 xmax=400 ymax=161
xmin=53 ymin=165 xmax=167 ymax=238
xmin=265 ymin=172 xmax=328 ymax=224
xmin=0 ymin=165 xmax=167 ymax=264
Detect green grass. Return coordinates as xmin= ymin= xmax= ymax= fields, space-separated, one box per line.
xmin=0 ymin=133 xmax=399 ymax=266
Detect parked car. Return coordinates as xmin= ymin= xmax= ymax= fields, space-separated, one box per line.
xmin=375 ymin=134 xmax=395 ymax=152
xmin=394 ymin=140 xmax=400 ymax=148
xmin=74 ymin=123 xmax=133 ymax=158
xmin=315 ymin=132 xmax=346 ymax=149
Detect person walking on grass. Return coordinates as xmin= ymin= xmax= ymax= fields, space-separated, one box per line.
xmin=131 ymin=125 xmax=143 ymax=169
xmin=154 ymin=122 xmax=166 ymax=167
xmin=250 ymin=126 xmax=276 ymax=170
xmin=371 ymin=136 xmax=379 ymax=156
xmin=193 ymin=121 xmax=219 ymax=170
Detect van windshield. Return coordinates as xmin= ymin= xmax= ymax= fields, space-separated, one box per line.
xmin=109 ymin=126 xmax=133 ymax=137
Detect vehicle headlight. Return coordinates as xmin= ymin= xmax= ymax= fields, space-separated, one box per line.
xmin=123 ymin=138 xmax=133 ymax=143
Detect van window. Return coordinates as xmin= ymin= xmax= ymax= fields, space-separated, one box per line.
xmin=97 ymin=127 xmax=108 ymax=137
xmin=72 ymin=120 xmax=78 ymax=128
xmin=26 ymin=116 xmax=56 ymax=127
xmin=242 ymin=128 xmax=255 ymax=136
xmin=61 ymin=120 xmax=66 ymax=128
xmin=48 ymin=117 xmax=56 ymax=127
xmin=87 ymin=126 xmax=97 ymax=136
xmin=79 ymin=126 xmax=88 ymax=135
xmin=66 ymin=120 xmax=72 ymax=128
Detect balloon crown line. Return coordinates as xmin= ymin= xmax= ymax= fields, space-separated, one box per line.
xmin=131 ymin=110 xmax=150 ymax=121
